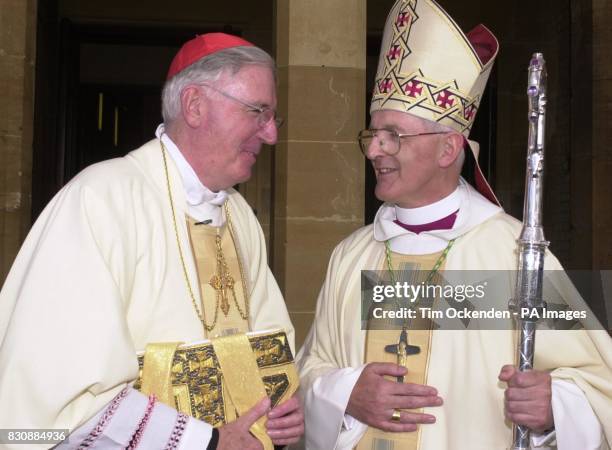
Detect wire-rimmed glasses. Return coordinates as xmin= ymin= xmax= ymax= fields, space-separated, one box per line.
xmin=200 ymin=83 xmax=284 ymax=129
xmin=358 ymin=129 xmax=448 ymax=156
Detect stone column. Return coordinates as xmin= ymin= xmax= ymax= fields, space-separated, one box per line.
xmin=275 ymin=0 xmax=366 ymax=347
xmin=0 ymin=0 xmax=37 ymax=282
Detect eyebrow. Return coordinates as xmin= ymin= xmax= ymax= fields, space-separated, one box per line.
xmin=255 ymin=101 xmax=274 ymax=110
xmin=238 ymin=97 xmax=270 ymax=110
xmin=371 ymin=124 xmax=402 ymax=132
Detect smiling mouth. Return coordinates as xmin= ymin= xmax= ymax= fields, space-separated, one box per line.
xmin=375 ymin=167 xmax=397 ymax=175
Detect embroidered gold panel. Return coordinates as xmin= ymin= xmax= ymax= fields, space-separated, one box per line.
xmin=133 ymin=330 xmax=298 ymax=427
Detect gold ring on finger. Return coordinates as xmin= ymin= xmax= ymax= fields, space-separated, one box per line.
xmin=391 ymin=409 xmax=401 ymax=422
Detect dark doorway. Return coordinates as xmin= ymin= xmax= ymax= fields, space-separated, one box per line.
xmin=69 ymin=84 xmax=161 ymax=182
xmin=31 ymin=13 xmax=237 ymax=220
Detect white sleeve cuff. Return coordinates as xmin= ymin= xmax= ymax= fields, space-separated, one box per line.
xmin=304 ymin=365 xmax=368 ymax=450
xmin=178 ymin=416 xmax=214 ymax=450
xmin=531 ymin=379 xmax=604 ymax=449
xmin=547 ymin=379 xmax=603 ymax=450
xmin=343 ymin=413 xmax=359 ymax=431
xmin=57 ymin=388 xmax=147 ymax=449
xmin=531 ymin=428 xmax=556 ymax=447
xmin=57 ymin=387 xmax=213 ymax=449
xmin=341 ymin=366 xmax=365 ymax=431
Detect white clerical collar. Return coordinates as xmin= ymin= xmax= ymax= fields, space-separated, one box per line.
xmin=155 ymin=124 xmax=227 ymax=226
xmin=374 ymin=180 xmax=503 ymax=255
xmin=395 ymin=188 xmax=461 ymax=225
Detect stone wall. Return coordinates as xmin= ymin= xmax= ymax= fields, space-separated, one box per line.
xmin=0 ymin=0 xmax=36 ymax=282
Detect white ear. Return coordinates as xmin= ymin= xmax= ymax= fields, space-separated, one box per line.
xmin=438 ymin=133 xmax=464 ymax=168
xmin=180 ymin=86 xmax=204 ymax=128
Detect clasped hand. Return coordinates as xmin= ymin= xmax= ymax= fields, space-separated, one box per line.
xmin=346 ymin=362 xmax=443 ymax=432
xmin=217 ymin=394 xmax=304 ymax=449
xmin=346 ymin=363 xmax=553 ymax=435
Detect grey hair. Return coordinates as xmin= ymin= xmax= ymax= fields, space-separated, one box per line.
xmin=161 ymin=45 xmax=275 ymax=124
xmin=421 ymin=117 xmax=456 ymax=134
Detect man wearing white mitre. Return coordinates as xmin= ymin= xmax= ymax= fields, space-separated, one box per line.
xmin=296 ymin=1 xmax=612 ymax=449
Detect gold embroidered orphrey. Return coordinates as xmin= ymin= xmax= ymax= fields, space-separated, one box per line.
xmin=382 ymin=239 xmax=454 ymax=380
xmin=134 ymin=330 xmax=299 ymax=427
xmin=161 ymin=141 xmax=249 ymax=332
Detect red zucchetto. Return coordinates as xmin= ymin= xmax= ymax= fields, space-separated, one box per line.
xmin=166 ymin=32 xmax=255 ymax=80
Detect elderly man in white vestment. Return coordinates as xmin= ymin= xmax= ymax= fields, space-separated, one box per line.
xmin=0 ymin=33 xmax=304 ymax=449
xmin=296 ymin=1 xmax=612 ymax=450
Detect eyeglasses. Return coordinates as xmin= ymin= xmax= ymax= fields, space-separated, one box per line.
xmin=357 ymin=129 xmax=449 ymax=156
xmin=199 ymin=83 xmax=284 ymax=129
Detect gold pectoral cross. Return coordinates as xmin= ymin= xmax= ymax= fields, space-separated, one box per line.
xmin=207 ymin=231 xmax=238 ymax=317
xmin=384 ymin=328 xmax=420 ymax=383
xmin=209 ymin=271 xmax=235 ymax=316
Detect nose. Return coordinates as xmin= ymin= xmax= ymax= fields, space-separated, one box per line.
xmin=257 ymin=119 xmax=278 ymax=145
xmin=364 ymin=137 xmax=385 ymax=160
